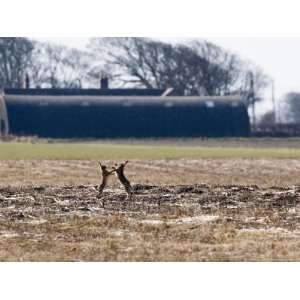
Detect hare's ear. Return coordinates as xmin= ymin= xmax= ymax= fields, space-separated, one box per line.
xmin=124 ymin=160 xmax=129 ymax=166
xmin=98 ymin=162 xmax=102 ymax=167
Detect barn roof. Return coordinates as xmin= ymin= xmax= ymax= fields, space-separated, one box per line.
xmin=4 ymin=88 xmax=166 ymax=97
xmin=4 ymin=94 xmax=244 ymax=107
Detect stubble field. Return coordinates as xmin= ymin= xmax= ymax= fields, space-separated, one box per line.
xmin=1 ymin=139 xmax=300 ymax=261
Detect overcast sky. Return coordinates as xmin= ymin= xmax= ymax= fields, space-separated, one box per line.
xmin=37 ymin=37 xmax=300 ymax=112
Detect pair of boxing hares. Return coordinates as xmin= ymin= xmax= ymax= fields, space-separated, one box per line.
xmin=98 ymin=160 xmax=133 ymax=200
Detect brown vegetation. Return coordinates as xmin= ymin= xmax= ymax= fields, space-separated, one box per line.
xmin=1 ymin=159 xmax=300 ymax=261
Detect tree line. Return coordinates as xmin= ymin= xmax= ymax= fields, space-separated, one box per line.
xmin=0 ymin=37 xmax=272 ymax=114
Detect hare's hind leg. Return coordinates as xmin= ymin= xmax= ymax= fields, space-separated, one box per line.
xmin=97 ymin=185 xmax=107 ymax=208
xmin=125 ymin=185 xmax=134 ymax=201
xmin=97 ymin=183 xmax=105 ymax=197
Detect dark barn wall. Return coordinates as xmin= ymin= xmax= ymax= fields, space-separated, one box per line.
xmin=4 ymin=95 xmax=250 ymax=138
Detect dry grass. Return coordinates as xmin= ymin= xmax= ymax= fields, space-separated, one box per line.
xmin=1 ymin=159 xmax=300 ymax=187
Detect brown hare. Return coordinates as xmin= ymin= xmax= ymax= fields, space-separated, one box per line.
xmin=98 ymin=162 xmax=115 ymax=197
xmin=113 ymin=160 xmax=133 ymax=200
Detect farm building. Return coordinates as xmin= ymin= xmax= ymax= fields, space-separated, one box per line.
xmin=2 ymin=87 xmax=250 ymax=138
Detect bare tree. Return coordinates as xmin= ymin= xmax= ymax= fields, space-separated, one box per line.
xmin=259 ymin=110 xmax=276 ymax=126
xmin=0 ymin=37 xmax=34 ymax=88
xmin=29 ymin=42 xmax=94 ymax=88
xmin=88 ymin=38 xmax=215 ymax=95
xmin=239 ymin=64 xmax=270 ymax=102
xmin=88 ymin=37 xmax=171 ymax=89
xmin=88 ymin=37 xmax=270 ymax=99
xmin=189 ymin=40 xmax=243 ymax=95
xmin=238 ymin=64 xmax=270 ymax=126
xmin=283 ymin=93 xmax=300 ymax=123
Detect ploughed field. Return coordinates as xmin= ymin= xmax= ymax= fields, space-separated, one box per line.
xmin=1 ymin=158 xmax=300 ymax=261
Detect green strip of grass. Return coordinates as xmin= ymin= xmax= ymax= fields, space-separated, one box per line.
xmin=0 ymin=142 xmax=300 ymax=160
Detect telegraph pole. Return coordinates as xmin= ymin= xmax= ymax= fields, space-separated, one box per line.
xmin=271 ymin=79 xmax=276 ymax=123
xmin=248 ymin=72 xmax=256 ymax=129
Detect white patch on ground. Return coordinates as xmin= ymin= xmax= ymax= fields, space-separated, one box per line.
xmin=0 ymin=232 xmax=19 ymax=238
xmin=111 ymin=230 xmax=134 ymax=237
xmin=141 ymin=215 xmax=218 ymax=225
xmin=26 ymin=219 xmax=47 ymax=225
xmin=239 ymin=227 xmax=300 ymax=236
xmin=111 ymin=230 xmax=125 ymax=236
xmin=141 ymin=220 xmax=165 ymax=225
xmin=244 ymin=217 xmax=267 ymax=224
